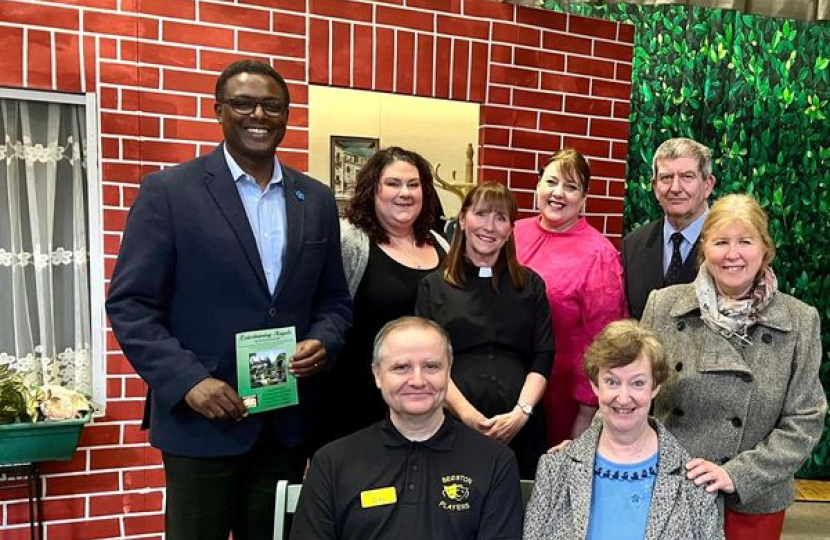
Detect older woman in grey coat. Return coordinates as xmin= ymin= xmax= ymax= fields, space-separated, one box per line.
xmin=642 ymin=194 xmax=826 ymax=540
xmin=523 ymin=320 xmax=721 ymax=540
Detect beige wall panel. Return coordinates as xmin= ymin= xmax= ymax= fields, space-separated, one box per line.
xmin=308 ymin=86 xmax=382 ymax=185
xmin=308 ymin=86 xmax=479 ymax=221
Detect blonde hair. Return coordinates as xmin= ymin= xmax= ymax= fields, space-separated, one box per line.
xmin=652 ymin=138 xmax=713 ymax=179
xmin=583 ymin=320 xmax=668 ymax=388
xmin=698 ymin=194 xmax=775 ymax=272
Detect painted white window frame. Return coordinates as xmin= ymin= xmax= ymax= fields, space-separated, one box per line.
xmin=0 ymin=87 xmax=106 ymax=411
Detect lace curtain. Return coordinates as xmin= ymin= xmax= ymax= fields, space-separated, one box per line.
xmin=0 ymin=98 xmax=91 ymax=395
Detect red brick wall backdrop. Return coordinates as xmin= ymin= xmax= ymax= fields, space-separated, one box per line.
xmin=0 ymin=1 xmax=632 ymax=538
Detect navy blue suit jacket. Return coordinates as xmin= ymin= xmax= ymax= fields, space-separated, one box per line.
xmin=106 ymin=144 xmax=353 ymax=457
xmin=621 ymin=218 xmax=700 ymax=320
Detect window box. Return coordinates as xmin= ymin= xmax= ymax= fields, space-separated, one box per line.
xmin=0 ymin=412 xmax=91 ymax=465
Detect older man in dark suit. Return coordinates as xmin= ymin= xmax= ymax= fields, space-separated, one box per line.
xmin=622 ymin=138 xmax=716 ymax=319
xmin=106 ymin=60 xmax=352 ymax=540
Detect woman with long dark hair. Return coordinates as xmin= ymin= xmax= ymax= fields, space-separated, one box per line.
xmin=317 ymin=147 xmax=449 ymax=446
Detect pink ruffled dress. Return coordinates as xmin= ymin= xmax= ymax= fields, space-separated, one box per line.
xmin=515 ymin=216 xmax=628 ymax=445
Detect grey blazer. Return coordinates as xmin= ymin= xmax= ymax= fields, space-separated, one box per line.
xmin=643 ymin=284 xmax=827 ymax=513
xmin=523 ymin=418 xmax=722 ymax=540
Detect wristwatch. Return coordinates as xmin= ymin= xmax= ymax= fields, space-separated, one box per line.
xmin=516 ymin=402 xmax=533 ymax=416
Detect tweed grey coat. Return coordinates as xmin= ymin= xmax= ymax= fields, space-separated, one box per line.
xmin=643 ymin=284 xmax=827 ymax=514
xmin=523 ymin=418 xmax=722 ymax=540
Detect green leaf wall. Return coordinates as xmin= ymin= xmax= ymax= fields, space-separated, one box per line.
xmin=545 ymin=1 xmax=830 ymax=477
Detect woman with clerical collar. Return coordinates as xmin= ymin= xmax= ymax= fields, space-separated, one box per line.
xmin=416 ymin=182 xmax=554 ymax=478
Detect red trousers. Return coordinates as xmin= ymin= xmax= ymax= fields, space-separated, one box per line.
xmin=724 ymin=507 xmax=786 ymax=540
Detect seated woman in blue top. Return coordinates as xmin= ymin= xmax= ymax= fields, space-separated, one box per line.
xmin=523 ymin=320 xmax=722 ymax=540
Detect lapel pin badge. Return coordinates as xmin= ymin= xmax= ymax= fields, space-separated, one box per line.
xmin=295 ymin=190 xmax=305 ymax=201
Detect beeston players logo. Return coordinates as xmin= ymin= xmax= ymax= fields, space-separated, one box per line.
xmin=439 ymin=474 xmax=472 ymax=511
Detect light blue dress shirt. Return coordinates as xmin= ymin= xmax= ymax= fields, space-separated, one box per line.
xmin=223 ymin=145 xmax=286 ymax=294
xmin=662 ymin=210 xmax=707 ymax=274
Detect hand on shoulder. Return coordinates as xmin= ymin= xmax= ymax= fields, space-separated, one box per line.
xmin=547 ymin=439 xmax=572 ymax=454
xmin=686 ymin=458 xmax=735 ymax=494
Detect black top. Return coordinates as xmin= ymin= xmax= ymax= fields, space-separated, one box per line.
xmin=319 ymin=241 xmax=446 ymax=444
xmin=290 ymin=415 xmax=523 ymax=540
xmin=416 ymin=263 xmax=555 ymax=478
xmin=416 ymin=263 xmax=555 ymax=416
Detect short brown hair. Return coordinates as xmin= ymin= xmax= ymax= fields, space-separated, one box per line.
xmin=443 ymin=182 xmax=526 ymax=291
xmin=345 ymin=146 xmax=440 ymax=246
xmin=540 ymin=148 xmax=591 ymax=194
xmin=698 ymin=194 xmax=776 ymax=272
xmin=583 ymin=320 xmax=668 ymax=388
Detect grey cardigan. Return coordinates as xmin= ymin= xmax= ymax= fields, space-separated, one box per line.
xmin=643 ymin=284 xmax=827 ymax=514
xmin=339 ymin=219 xmax=449 ymax=297
xmin=523 ymin=417 xmax=722 ymax=540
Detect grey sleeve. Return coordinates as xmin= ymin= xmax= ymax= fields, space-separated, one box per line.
xmin=723 ymin=307 xmax=827 ymax=506
xmin=522 ymin=455 xmax=564 ymax=540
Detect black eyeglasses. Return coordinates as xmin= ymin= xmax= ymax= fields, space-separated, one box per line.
xmin=219 ymin=97 xmax=287 ymax=117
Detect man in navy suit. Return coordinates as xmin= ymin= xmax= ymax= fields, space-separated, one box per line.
xmin=622 ymin=138 xmax=716 ymax=319
xmin=106 ymin=60 xmax=352 ymax=540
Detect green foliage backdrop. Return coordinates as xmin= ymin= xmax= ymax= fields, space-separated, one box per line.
xmin=544 ymin=1 xmax=830 ymax=477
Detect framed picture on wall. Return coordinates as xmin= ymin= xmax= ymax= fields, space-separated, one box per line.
xmin=330 ymin=136 xmax=379 ymax=200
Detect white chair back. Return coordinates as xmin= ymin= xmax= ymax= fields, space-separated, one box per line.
xmin=273 ymin=479 xmax=303 ymax=540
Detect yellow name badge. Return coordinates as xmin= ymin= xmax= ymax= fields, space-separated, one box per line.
xmin=360 ymin=487 xmax=397 ymax=508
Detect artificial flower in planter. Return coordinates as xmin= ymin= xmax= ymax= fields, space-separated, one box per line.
xmin=0 ymin=364 xmax=91 ymax=425
xmin=39 ymin=385 xmax=92 ymax=421
xmin=0 ymin=365 xmax=93 ymax=464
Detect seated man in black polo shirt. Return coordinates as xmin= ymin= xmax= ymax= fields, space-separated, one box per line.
xmin=290 ymin=316 xmax=523 ymax=540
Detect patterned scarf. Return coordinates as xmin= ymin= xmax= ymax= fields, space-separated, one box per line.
xmin=694 ymin=265 xmax=778 ymax=345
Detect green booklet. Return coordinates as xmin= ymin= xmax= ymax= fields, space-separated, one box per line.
xmin=235 ymin=326 xmax=299 ymax=414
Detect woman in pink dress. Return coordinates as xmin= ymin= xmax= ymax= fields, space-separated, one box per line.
xmin=515 ymin=148 xmax=627 ymax=446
